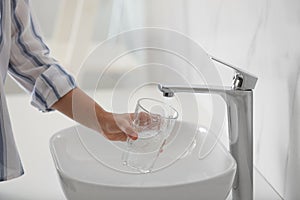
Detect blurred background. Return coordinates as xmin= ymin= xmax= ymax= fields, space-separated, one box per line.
xmin=5 ymin=0 xmax=300 ymax=199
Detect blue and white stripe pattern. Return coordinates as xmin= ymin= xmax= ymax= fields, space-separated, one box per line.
xmin=0 ymin=0 xmax=76 ymax=181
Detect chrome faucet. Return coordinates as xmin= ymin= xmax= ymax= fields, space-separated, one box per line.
xmin=158 ymin=56 xmax=258 ymax=200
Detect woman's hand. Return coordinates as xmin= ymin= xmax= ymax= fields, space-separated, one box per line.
xmin=97 ymin=112 xmax=138 ymax=141
xmin=52 ymin=88 xmax=141 ymax=142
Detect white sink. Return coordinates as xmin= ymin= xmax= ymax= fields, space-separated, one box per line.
xmin=50 ymin=121 xmax=236 ymax=200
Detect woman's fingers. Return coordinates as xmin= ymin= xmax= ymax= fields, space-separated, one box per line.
xmin=101 ymin=112 xmax=145 ymax=142
xmin=105 ymin=132 xmax=127 ymax=141
xmin=122 ymin=123 xmax=138 ymax=140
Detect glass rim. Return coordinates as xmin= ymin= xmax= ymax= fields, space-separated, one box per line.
xmin=137 ymin=98 xmax=179 ymax=120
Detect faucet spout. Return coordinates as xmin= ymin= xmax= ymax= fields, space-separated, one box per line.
xmin=158 ymin=84 xmax=175 ymax=97
xmin=158 ymin=84 xmax=231 ymax=95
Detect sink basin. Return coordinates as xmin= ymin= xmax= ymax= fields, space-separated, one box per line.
xmin=50 ymin=121 xmax=236 ymax=200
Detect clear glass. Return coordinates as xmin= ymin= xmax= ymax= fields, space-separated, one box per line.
xmin=122 ymin=98 xmax=178 ymax=173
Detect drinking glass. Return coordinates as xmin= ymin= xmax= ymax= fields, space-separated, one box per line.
xmin=122 ymin=98 xmax=178 ymax=173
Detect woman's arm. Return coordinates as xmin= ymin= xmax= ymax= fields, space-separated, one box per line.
xmin=52 ymin=88 xmax=138 ymax=141
xmin=9 ymin=1 xmax=138 ymax=141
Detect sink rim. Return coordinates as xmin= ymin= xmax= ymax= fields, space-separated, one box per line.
xmin=49 ymin=124 xmax=237 ymax=189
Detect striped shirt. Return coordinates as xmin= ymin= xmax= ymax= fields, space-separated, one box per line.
xmin=0 ymin=0 xmax=76 ymax=181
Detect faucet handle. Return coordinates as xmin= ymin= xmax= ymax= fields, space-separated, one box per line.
xmin=210 ymin=56 xmax=258 ymax=90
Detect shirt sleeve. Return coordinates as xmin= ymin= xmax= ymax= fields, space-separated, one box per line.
xmin=8 ymin=0 xmax=76 ymax=112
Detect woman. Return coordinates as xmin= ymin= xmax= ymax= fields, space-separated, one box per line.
xmin=0 ymin=0 xmax=137 ymax=182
